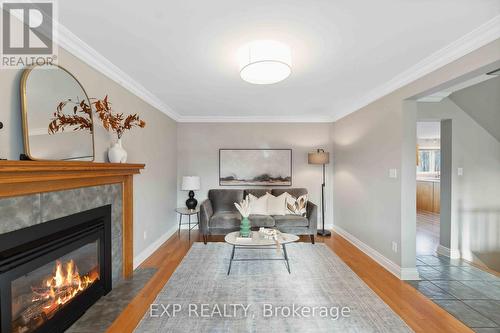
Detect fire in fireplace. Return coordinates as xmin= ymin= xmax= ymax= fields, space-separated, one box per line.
xmin=0 ymin=206 xmax=111 ymax=333
xmin=11 ymin=244 xmax=100 ymax=333
xmin=35 ymin=259 xmax=98 ymax=307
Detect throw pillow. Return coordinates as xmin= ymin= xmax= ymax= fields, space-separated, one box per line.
xmin=286 ymin=193 xmax=308 ymax=216
xmin=248 ymin=193 xmax=269 ymax=215
xmin=267 ymin=192 xmax=288 ymax=216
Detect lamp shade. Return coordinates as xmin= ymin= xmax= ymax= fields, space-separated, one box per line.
xmin=181 ymin=176 xmax=200 ymax=191
xmin=308 ymin=150 xmax=330 ymax=165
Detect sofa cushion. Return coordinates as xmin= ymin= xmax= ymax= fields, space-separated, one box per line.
xmin=273 ymin=214 xmax=309 ymax=227
xmin=267 ymin=192 xmax=288 ymax=215
xmin=210 ymin=212 xmax=241 ymax=228
xmin=272 ymin=188 xmax=307 ymax=198
xmin=248 ymin=193 xmax=269 ymax=215
xmin=248 ymin=214 xmax=275 ymax=227
xmin=208 ymin=189 xmax=244 ymax=213
xmin=286 ymin=193 xmax=308 ymax=216
xmin=244 ymin=189 xmax=270 ymax=198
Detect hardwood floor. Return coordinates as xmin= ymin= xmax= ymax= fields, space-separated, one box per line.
xmin=107 ymin=230 xmax=472 ymax=333
xmin=416 ymin=210 xmax=440 ymax=255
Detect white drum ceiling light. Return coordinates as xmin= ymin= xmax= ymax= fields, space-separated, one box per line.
xmin=238 ymin=40 xmax=291 ymax=84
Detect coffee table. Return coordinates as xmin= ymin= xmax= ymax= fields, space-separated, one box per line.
xmin=224 ymin=231 xmax=299 ymax=275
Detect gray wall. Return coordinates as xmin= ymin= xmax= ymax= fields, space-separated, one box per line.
xmin=177 ymin=122 xmax=334 ymax=226
xmin=449 ymin=75 xmax=500 ymax=142
xmin=0 ymin=47 xmax=178 ymax=264
xmin=332 ymin=98 xmax=404 ymax=265
xmin=332 ymin=39 xmax=500 ymax=275
xmin=418 ymin=98 xmax=500 ymax=266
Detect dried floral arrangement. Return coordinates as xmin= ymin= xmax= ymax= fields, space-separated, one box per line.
xmin=93 ymin=96 xmax=146 ymax=139
xmin=234 ymin=196 xmax=251 ymax=218
xmin=48 ymin=99 xmax=93 ymax=134
xmin=49 ymin=95 xmax=146 ymax=138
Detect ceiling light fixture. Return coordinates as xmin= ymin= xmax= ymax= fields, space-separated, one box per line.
xmin=238 ymin=40 xmax=291 ymax=84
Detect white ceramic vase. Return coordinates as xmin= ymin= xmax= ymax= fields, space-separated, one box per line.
xmin=108 ymin=138 xmax=127 ymax=163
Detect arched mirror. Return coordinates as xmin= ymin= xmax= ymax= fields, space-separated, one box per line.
xmin=20 ymin=64 xmax=95 ymax=161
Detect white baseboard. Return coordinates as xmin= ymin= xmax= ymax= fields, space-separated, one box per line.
xmin=450 ymin=249 xmax=461 ymax=259
xmin=400 ymin=267 xmax=420 ymax=280
xmin=179 ymin=224 xmax=199 ymax=230
xmin=133 ymin=225 xmax=178 ymax=269
xmin=332 ymin=225 xmax=420 ymax=280
xmin=436 ymin=245 xmax=450 ymax=257
xmin=436 ymin=245 xmax=461 ymax=259
xmin=458 ymin=249 xmax=472 ymax=262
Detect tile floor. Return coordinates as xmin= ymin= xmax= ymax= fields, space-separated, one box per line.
xmin=408 ymin=254 xmax=500 ymax=333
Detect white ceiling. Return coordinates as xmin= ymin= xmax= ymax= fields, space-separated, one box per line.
xmin=57 ymin=0 xmax=500 ymax=121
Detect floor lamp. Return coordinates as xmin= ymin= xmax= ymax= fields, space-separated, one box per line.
xmin=308 ymin=149 xmax=331 ymax=237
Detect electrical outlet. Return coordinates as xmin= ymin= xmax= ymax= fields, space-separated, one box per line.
xmin=457 ymin=167 xmax=464 ymax=176
xmin=389 ymin=168 xmax=398 ymax=179
xmin=143 ymin=231 xmax=147 ymax=240
xmin=392 ymin=241 xmax=398 ymax=253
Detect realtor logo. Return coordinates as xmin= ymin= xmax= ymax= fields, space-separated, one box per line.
xmin=1 ymin=1 xmax=57 ymax=68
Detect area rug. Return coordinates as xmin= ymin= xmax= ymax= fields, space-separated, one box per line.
xmin=134 ymin=243 xmax=412 ymax=333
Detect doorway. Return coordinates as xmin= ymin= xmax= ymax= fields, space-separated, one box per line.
xmin=416 ymin=121 xmax=441 ymax=255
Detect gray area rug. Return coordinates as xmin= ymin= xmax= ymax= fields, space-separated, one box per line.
xmin=135 ymin=243 xmax=412 ymax=333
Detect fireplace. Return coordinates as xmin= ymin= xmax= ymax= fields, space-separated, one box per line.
xmin=0 ymin=206 xmax=112 ymax=333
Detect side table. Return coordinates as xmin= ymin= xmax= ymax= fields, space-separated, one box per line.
xmin=175 ymin=207 xmax=200 ymax=240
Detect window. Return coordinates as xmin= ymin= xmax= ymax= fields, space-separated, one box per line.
xmin=417 ymin=149 xmax=440 ymax=174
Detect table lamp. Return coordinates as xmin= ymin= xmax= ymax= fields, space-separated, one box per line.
xmin=182 ymin=176 xmax=200 ymax=210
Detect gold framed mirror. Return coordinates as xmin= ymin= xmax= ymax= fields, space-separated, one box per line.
xmin=20 ymin=64 xmax=95 ymax=161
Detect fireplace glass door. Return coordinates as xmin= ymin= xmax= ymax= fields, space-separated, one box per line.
xmin=11 ymin=241 xmax=100 ymax=333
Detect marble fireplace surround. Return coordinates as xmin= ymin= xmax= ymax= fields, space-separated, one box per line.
xmin=0 ymin=161 xmax=144 ymax=280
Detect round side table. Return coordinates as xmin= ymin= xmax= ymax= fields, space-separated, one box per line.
xmin=175 ymin=207 xmax=200 ymax=240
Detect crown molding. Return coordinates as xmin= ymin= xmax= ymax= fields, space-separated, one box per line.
xmin=177 ymin=115 xmax=335 ymax=123
xmin=54 ymin=22 xmax=181 ymax=121
xmin=333 ymin=15 xmax=500 ymax=121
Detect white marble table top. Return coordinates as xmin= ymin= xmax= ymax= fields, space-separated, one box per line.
xmin=224 ymin=231 xmax=299 ymax=246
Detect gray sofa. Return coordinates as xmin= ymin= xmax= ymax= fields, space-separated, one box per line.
xmin=199 ymin=188 xmax=317 ymax=244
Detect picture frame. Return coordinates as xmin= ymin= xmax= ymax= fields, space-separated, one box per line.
xmin=219 ymin=149 xmax=292 ymax=186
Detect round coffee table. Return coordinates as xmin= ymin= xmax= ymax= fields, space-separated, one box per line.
xmin=224 ymin=231 xmax=299 ymax=275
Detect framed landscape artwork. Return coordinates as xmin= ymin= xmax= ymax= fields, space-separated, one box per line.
xmin=219 ymin=149 xmax=292 ymax=186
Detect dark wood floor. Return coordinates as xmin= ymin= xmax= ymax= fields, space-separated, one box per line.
xmin=107 ymin=230 xmax=472 ymax=333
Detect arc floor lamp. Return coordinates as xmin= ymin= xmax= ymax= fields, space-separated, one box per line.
xmin=308 ymin=149 xmax=331 ymax=237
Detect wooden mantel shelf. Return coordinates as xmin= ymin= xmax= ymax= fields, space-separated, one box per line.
xmin=0 ymin=161 xmax=144 ymax=196
xmin=0 ymin=160 xmax=144 ymax=170
xmin=0 ymin=160 xmax=145 ymax=278
xmin=0 ymin=160 xmax=144 ymax=183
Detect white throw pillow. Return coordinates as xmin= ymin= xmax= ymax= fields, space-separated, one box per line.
xmin=248 ymin=193 xmax=269 ymax=215
xmin=267 ymin=193 xmax=288 ymax=216
xmin=286 ymin=193 xmax=308 ymax=216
